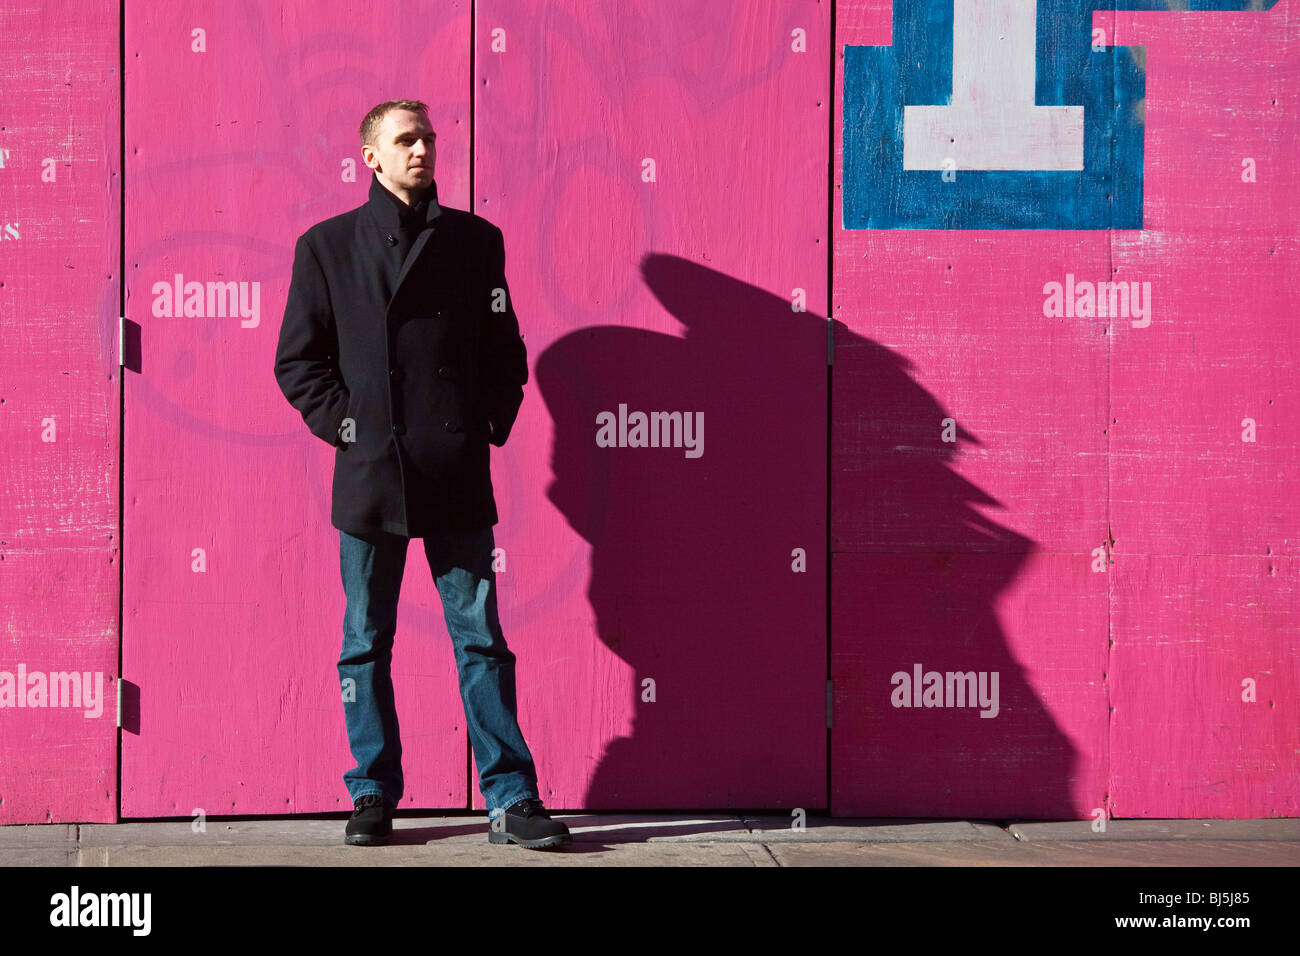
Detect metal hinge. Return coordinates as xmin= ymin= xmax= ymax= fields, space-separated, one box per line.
xmin=116 ymin=678 xmax=122 ymax=728
xmin=826 ymin=316 xmax=833 ymax=366
xmin=118 ymin=316 xmax=125 ymax=367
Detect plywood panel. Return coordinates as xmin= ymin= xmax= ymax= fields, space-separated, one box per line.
xmin=122 ymin=0 xmax=472 ymax=816
xmin=833 ymin=0 xmax=1295 ymax=819
xmin=476 ymin=0 xmax=829 ymax=810
xmin=1107 ymin=6 xmax=1300 ymax=817
xmin=833 ymin=0 xmax=1110 ymax=817
xmin=0 ymin=0 xmax=120 ymax=824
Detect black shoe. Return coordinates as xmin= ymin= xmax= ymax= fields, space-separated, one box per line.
xmin=345 ymin=794 xmax=393 ymax=846
xmin=488 ymin=797 xmax=572 ymax=850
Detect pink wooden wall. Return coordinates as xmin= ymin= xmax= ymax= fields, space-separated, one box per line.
xmin=118 ymin=0 xmax=826 ymax=819
xmin=2 ymin=0 xmax=1295 ymax=825
xmin=476 ymin=0 xmax=828 ymax=812
xmin=121 ymin=0 xmax=475 ymax=817
xmin=0 ymin=0 xmax=120 ymax=823
xmin=1104 ymin=7 xmax=1298 ymax=818
xmin=833 ymin=0 xmax=1299 ymax=818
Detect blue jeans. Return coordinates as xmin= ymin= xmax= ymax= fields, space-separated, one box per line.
xmin=338 ymin=525 xmax=540 ymax=820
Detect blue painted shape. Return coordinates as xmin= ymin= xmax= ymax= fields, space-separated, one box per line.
xmin=843 ymin=0 xmax=1278 ymax=230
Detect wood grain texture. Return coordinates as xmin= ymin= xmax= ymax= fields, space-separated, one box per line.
xmin=476 ymin=0 xmax=829 ymax=810
xmin=122 ymin=0 xmax=474 ymax=817
xmin=834 ymin=0 xmax=1297 ymax=818
xmin=0 ymin=0 xmax=121 ymax=824
xmin=1107 ymin=7 xmax=1299 ymax=817
xmin=4 ymin=0 xmax=1294 ymax=825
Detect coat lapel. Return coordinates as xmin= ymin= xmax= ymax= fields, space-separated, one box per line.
xmin=364 ymin=170 xmax=443 ymax=318
xmin=390 ymin=224 xmax=436 ymax=313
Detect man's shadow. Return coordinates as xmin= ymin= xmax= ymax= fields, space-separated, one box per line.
xmin=534 ymin=253 xmax=1077 ymax=819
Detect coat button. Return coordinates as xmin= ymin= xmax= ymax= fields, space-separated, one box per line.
xmin=385 ymin=233 xmax=396 ymax=245
xmin=389 ymin=368 xmax=402 ymax=381
xmin=444 ymin=421 xmax=462 ymax=432
xmin=437 ymin=366 xmax=453 ymax=379
xmin=392 ymin=423 xmax=406 ymax=435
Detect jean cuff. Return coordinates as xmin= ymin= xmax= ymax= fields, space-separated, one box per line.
xmin=487 ymin=790 xmax=539 ymax=820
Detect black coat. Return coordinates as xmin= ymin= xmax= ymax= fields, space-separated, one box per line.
xmin=274 ymin=172 xmax=527 ymax=537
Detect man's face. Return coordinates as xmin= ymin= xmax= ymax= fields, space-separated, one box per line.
xmin=363 ymin=109 xmax=436 ymax=197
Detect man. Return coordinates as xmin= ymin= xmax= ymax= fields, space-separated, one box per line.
xmin=273 ymin=98 xmax=569 ymax=850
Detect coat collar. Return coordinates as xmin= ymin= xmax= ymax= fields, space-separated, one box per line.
xmin=368 ymin=170 xmax=441 ymax=230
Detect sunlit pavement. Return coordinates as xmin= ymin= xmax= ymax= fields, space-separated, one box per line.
xmin=3 ymin=816 xmax=1298 ymax=866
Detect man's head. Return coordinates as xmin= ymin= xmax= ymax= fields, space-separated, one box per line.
xmin=360 ymin=99 xmax=436 ymax=204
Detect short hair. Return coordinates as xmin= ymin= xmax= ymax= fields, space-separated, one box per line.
xmin=360 ymin=99 xmax=430 ymax=147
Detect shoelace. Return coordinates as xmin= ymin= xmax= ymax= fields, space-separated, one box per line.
xmin=510 ymin=798 xmax=549 ymax=818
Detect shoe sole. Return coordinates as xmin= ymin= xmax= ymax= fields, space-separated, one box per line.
xmin=488 ymin=829 xmax=572 ymax=850
xmin=345 ymin=831 xmax=391 ymax=846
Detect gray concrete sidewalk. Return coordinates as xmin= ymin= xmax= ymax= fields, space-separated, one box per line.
xmin=4 ymin=815 xmax=1299 ymax=866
